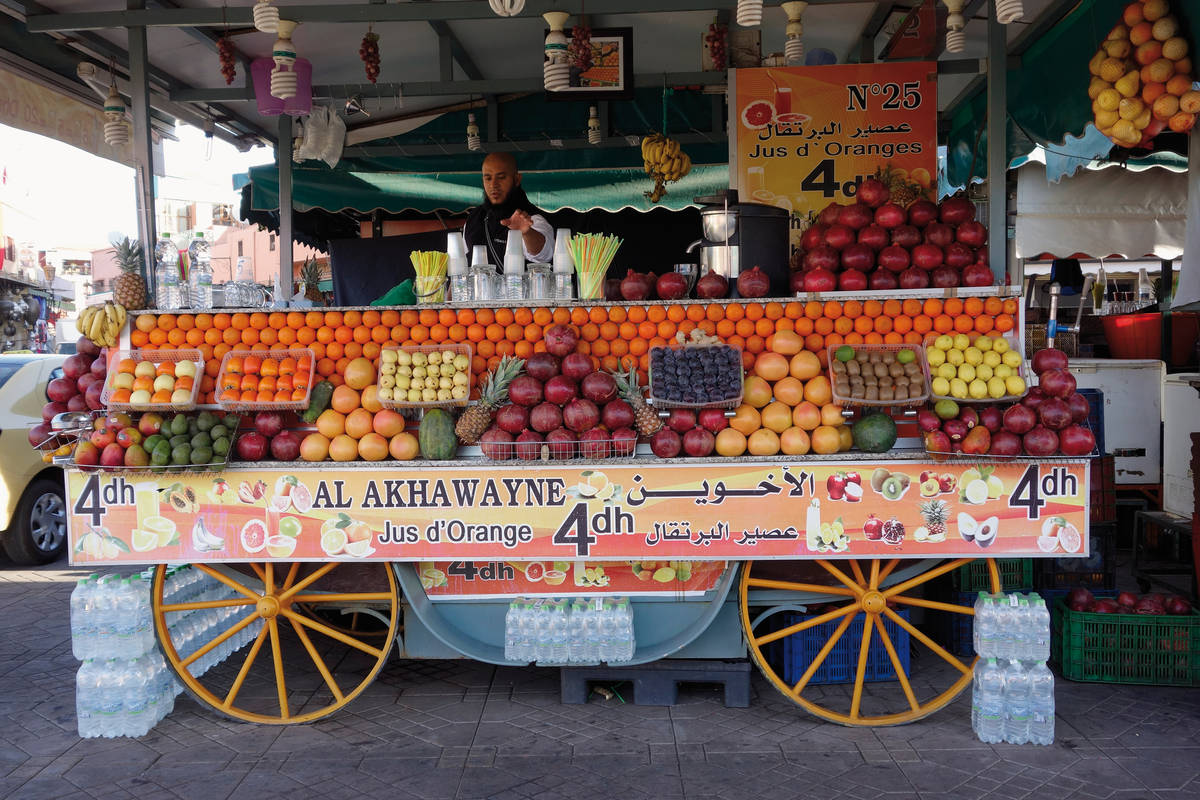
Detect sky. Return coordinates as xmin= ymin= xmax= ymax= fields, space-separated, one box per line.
xmin=0 ymin=121 xmax=272 ymax=251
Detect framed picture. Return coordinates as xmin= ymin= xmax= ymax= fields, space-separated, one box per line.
xmin=547 ymin=27 xmax=634 ymax=101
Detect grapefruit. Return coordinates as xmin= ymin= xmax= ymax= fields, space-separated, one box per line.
xmin=291 ymin=482 xmax=313 ymax=512
xmin=344 ymin=357 xmax=376 ymax=390
xmin=761 ymin=401 xmax=793 ymax=434
xmin=747 ymin=428 xmax=781 ymax=456
xmin=789 ymin=351 xmax=822 ymax=380
xmin=767 ymin=330 xmax=803 ymax=356
xmin=360 ymin=384 xmax=383 ymax=413
xmin=358 ymin=432 xmax=389 ymax=461
xmin=1057 ymin=524 xmax=1082 ymax=553
xmin=269 ymin=494 xmax=291 ymax=513
xmin=329 ymin=434 xmax=359 ymax=462
xmin=330 ymin=385 xmax=361 ymax=414
xmin=389 ymin=432 xmax=419 ymax=460
xmin=803 ymin=376 xmax=833 ymax=406
xmin=773 ymin=376 xmax=804 ymax=406
xmin=810 ymin=425 xmax=841 ymax=454
xmin=779 ymin=426 xmax=811 ymax=455
xmin=525 ymin=562 xmax=546 ymax=581
xmin=373 ymin=409 xmax=406 ymax=438
xmin=715 ymin=427 xmax=747 ymax=457
xmin=316 ymin=408 xmax=346 ymax=439
xmin=743 ymin=376 xmax=773 ymax=408
xmin=729 ymin=404 xmax=761 ymax=436
xmin=754 ymin=352 xmax=789 ymax=382
xmin=791 ymin=401 xmax=822 ymax=431
xmin=300 ymin=432 xmax=330 ymax=462
xmin=740 ymin=99 xmax=776 ymax=130
xmin=240 ymin=519 xmax=268 ymax=553
xmin=345 ymin=408 xmax=375 ymax=439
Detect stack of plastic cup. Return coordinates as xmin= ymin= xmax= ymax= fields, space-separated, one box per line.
xmin=447 ymin=232 xmax=469 ymax=302
xmin=553 ymin=228 xmax=574 ymax=300
xmin=503 ymin=229 xmax=525 ymax=301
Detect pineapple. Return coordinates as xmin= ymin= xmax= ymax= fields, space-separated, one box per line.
xmin=874 ymin=164 xmax=927 ymax=209
xmin=111 ymin=236 xmax=147 ymax=309
xmin=611 ymin=363 xmax=662 ymax=436
xmin=918 ymin=500 xmax=949 ymax=540
xmin=455 ymin=355 xmax=524 ymax=445
xmin=301 ymin=257 xmax=324 ymax=302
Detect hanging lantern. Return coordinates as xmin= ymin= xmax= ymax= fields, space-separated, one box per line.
xmin=994 ymin=0 xmax=1023 ymax=24
xmin=942 ymin=0 xmax=966 ymax=53
xmin=102 ymin=83 xmax=128 ymax=147
xmin=487 ymin=0 xmax=524 ymax=17
xmin=543 ymin=12 xmax=571 ymax=91
xmin=252 ymin=0 xmax=279 ymax=33
xmin=736 ymin=0 xmax=763 ymax=28
xmin=466 ymin=113 xmax=482 ymax=151
xmin=587 ymin=106 xmax=601 ymax=145
xmin=781 ymin=1 xmax=807 ymax=65
xmin=251 ymin=56 xmax=312 ymax=115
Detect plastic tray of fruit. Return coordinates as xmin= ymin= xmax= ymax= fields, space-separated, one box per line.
xmin=647 ymin=343 xmax=743 ymax=410
xmin=476 ymin=430 xmax=638 ymax=462
xmin=216 ymin=348 xmax=315 ymax=412
xmin=826 ymin=343 xmax=928 ymax=408
xmin=73 ymin=410 xmax=241 ymax=473
xmin=922 ymin=331 xmax=1028 ymax=405
xmin=101 ymin=349 xmax=203 ymax=413
xmin=379 ymin=343 xmax=473 ymax=410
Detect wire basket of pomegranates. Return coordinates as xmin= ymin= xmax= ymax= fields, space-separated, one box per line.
xmin=826 ymin=343 xmax=928 ymax=407
xmin=918 ymin=399 xmax=1100 ymax=462
xmin=379 ymin=344 xmax=473 ymax=410
xmin=477 ymin=428 xmax=639 ymax=462
xmin=921 ymin=331 xmax=1028 ymax=405
xmin=648 ymin=341 xmax=743 ymax=410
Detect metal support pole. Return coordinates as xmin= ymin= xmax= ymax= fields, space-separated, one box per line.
xmin=127 ymin=0 xmax=157 ymax=292
xmin=278 ymin=115 xmax=294 ymax=299
xmin=986 ymin=13 xmax=1007 ymax=284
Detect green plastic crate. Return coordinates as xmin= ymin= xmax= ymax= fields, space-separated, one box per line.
xmin=1052 ymin=599 xmax=1200 ymax=686
xmin=952 ymin=559 xmax=1034 ymax=592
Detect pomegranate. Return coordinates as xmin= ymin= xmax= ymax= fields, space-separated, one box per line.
xmin=610 ymin=427 xmax=637 ymax=457
xmin=254 ymin=411 xmax=285 ymax=438
xmin=695 ymin=270 xmax=728 ymax=299
xmin=76 ymin=336 xmax=100 ymax=357
xmin=236 ymin=432 xmax=269 ymax=461
xmin=1093 ymin=599 xmax=1120 ymax=614
xmin=529 ymin=402 xmax=564 ymax=433
xmin=1038 ymin=368 xmax=1077 ymax=399
xmin=495 ymin=403 xmax=530 ymax=434
xmin=1117 ymin=591 xmax=1138 ymax=608
xmin=77 ymin=372 xmax=101 ymax=394
xmin=956 ymin=220 xmax=988 ymax=247
xmin=736 ymin=265 xmax=771 ymax=298
xmin=46 ymin=377 xmax=76 ymax=404
xmin=802 ymin=268 xmax=838 ymax=293
xmin=923 ymin=223 xmax=954 ymax=248
xmin=480 ymin=427 xmax=514 ymax=460
xmin=823 ymin=224 xmax=856 ymax=250
xmin=906 ymin=200 xmax=938 ymax=228
xmin=560 ymin=353 xmax=594 ymax=382
xmin=682 ymin=426 xmax=716 ymax=457
xmin=939 ymin=196 xmax=977 ymax=225
xmin=961 ymin=263 xmax=994 ymax=287
xmin=803 ymin=246 xmax=840 ymax=272
xmin=917 ymin=408 xmax=941 ymax=432
xmin=817 ymin=202 xmax=843 ymax=226
xmin=840 ymin=243 xmax=875 ymax=272
xmin=507 ymin=375 xmax=544 ymax=407
xmin=270 ymin=430 xmax=302 ymax=461
xmin=838 ymin=270 xmax=869 ymax=291
xmin=581 ymin=372 xmax=618 ymax=404
xmin=989 ymin=430 xmax=1022 ymax=456
xmin=42 ymin=401 xmax=68 ymax=424
xmin=836 ymin=203 xmax=873 ymax=231
xmin=579 ymin=428 xmax=611 ymax=459
xmin=620 ymin=269 xmax=650 ymax=301
xmin=656 ymin=271 xmax=689 ymax=300
xmin=890 ymin=225 xmax=921 ymax=248
xmin=930 ymin=265 xmax=960 ymax=288
xmin=1002 ymin=403 xmax=1037 ymax=435
xmin=562 ymin=398 xmax=600 ymax=433
xmin=1031 ymin=347 xmax=1070 ymax=375
xmin=1167 ymin=595 xmax=1193 ymax=615
xmin=856 ymin=177 xmax=890 ymax=208
xmin=546 ymin=427 xmax=576 ymax=459
xmin=85 ymin=384 xmax=104 ymax=411
xmin=1022 ymin=425 xmax=1059 ymax=457
xmin=27 ymin=422 xmax=50 ymax=450
xmin=1058 ymin=424 xmax=1096 ymax=456
xmin=944 ymin=242 xmax=975 ymax=269
xmin=514 ymin=429 xmax=544 ymax=460
xmin=1022 ymin=386 xmax=1047 ymax=412
xmin=604 ymin=278 xmax=622 ymax=301
xmin=650 ymin=428 xmax=682 ymax=458
xmin=877 ymin=245 xmax=910 ymax=273
xmin=697 ymin=408 xmax=728 ymax=433
xmin=898 ymin=267 xmax=930 ymax=289
xmin=667 ymin=408 xmax=698 ymax=433
xmin=602 ymin=399 xmax=636 ymax=431
xmin=543 ymin=376 xmax=578 ymax=406
xmin=90 ymin=351 xmax=109 ymax=377
xmin=543 ymin=324 xmax=579 ymax=358
xmin=642 ymin=271 xmax=659 ymax=300
xmin=874 ymin=202 xmax=907 ymax=229
xmin=868 ymin=269 xmax=899 ymax=290
xmin=789 ymin=270 xmax=806 ymax=294
xmin=856 ymin=224 xmax=889 ymax=251
xmin=66 ymin=394 xmax=88 ymax=412
xmin=1038 ymin=397 xmax=1072 ymax=430
xmin=1066 ymin=392 xmax=1092 ymax=424
xmin=911 ymin=243 xmax=944 ymax=270
xmin=801 ymin=224 xmax=828 ymax=251
xmin=977 ymin=406 xmax=1003 ymax=432
xmin=62 ymin=354 xmax=89 ymax=381
xmin=1067 ymin=587 xmax=1094 ymax=612
xmin=524 ymin=352 xmax=560 ymax=383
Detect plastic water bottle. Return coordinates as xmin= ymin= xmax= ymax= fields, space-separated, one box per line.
xmin=598 ymin=599 xmax=616 ymax=663
xmin=996 ymin=595 xmax=1017 ymax=660
xmin=1028 ymin=660 xmax=1055 ymax=745
xmin=504 ymin=599 xmax=522 ymax=661
xmin=1002 ymin=659 xmax=1031 ymax=744
xmin=188 ymin=232 xmax=213 ymax=309
xmin=113 ymin=579 xmax=140 ymax=659
xmin=120 ymin=658 xmax=151 ymax=737
xmin=582 ymin=600 xmax=599 ymax=663
xmin=1013 ymin=595 xmax=1031 ymax=661
xmin=155 ymin=234 xmax=180 ymax=309
xmin=70 ymin=575 xmax=99 ymax=660
xmin=1030 ymin=596 xmax=1051 ymax=662
xmin=975 ymin=658 xmax=1005 ymax=743
xmin=75 ymin=660 xmax=101 ymax=737
xmin=93 ymin=575 xmax=121 ymax=656
xmin=96 ymin=660 xmax=123 ymax=737
xmin=613 ymin=597 xmax=634 ymax=662
xmin=974 ymin=595 xmax=997 ymax=657
xmin=551 ymin=601 xmax=570 ymax=665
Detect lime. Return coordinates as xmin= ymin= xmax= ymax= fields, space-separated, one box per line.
xmin=278 ymin=516 xmax=303 ymax=538
xmin=896 ymin=349 xmax=915 ymax=364
xmin=835 ymin=345 xmax=855 ymax=362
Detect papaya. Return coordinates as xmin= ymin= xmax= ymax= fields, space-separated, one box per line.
xmin=418 ymin=408 xmax=458 ymax=460
xmin=301 ymin=380 xmax=335 ymax=423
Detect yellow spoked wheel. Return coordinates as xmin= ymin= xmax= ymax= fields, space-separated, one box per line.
xmin=740 ymin=558 xmax=1001 ymax=727
xmin=151 ymin=562 xmax=399 ymax=724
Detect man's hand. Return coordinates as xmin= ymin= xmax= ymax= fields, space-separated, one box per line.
xmin=500 ymin=210 xmax=534 ymax=233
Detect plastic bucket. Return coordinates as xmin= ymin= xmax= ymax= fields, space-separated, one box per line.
xmin=1101 ymin=312 xmax=1199 ymax=366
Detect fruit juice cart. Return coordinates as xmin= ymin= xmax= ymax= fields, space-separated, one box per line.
xmin=61 ymin=290 xmax=1093 ymax=728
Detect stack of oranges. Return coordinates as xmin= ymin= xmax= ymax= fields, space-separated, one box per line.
xmin=131 ymin=296 xmax=1017 ymax=405
xmin=217 ymin=352 xmax=313 ymax=407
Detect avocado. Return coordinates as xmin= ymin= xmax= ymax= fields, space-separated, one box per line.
xmin=196 ymin=411 xmax=218 ymax=432
xmin=151 ymin=442 xmax=171 ymax=466
xmin=209 ymin=424 xmax=228 ymax=441
xmin=190 ymin=432 xmax=212 ymax=449
xmin=212 ymin=436 xmax=231 ymax=456
xmin=171 ymin=444 xmax=191 ymax=465
xmin=190 ymin=446 xmax=213 ymax=465
xmin=169 ymin=414 xmax=189 ymax=436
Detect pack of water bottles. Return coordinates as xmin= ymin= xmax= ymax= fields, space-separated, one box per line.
xmin=71 ymin=566 xmax=262 ymax=738
xmin=970 ymin=592 xmax=1055 ymax=746
xmin=504 ymin=597 xmax=634 ymax=665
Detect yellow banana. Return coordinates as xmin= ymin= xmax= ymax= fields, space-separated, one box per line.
xmin=88 ymin=309 xmax=106 ymax=343
xmin=664 ymin=138 xmax=679 ymax=159
xmin=75 ymin=310 xmax=87 ymax=335
xmin=113 ymin=303 xmax=126 ymax=327
xmin=104 ymin=303 xmax=117 ymax=329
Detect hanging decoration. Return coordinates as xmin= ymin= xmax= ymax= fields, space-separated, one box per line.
xmin=488 ymin=0 xmax=524 ymax=17
xmin=569 ymin=21 xmax=593 ymax=72
xmin=102 ymin=83 xmax=128 ymax=147
xmin=994 ymin=0 xmax=1023 ymax=25
xmin=704 ymin=21 xmax=727 ymax=70
xmin=217 ymin=37 xmax=237 ymax=85
xmin=781 ymin=1 xmax=807 ymax=65
xmin=942 ymin=0 xmax=966 ymax=53
xmin=252 ymin=0 xmax=279 ymax=33
xmin=270 ymin=20 xmax=300 ymax=99
xmin=466 ymin=113 xmax=482 ymax=151
xmin=587 ymin=106 xmax=601 ymax=144
xmin=543 ymin=12 xmax=571 ymax=91
xmin=736 ymin=0 xmax=763 ymax=28
xmin=360 ymin=26 xmax=381 ymax=83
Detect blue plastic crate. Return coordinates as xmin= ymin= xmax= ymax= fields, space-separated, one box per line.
xmin=1078 ymin=388 xmax=1104 ymax=456
xmin=780 ymin=610 xmax=910 ymax=686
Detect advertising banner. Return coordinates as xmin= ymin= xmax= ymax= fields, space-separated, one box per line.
xmin=67 ymin=459 xmax=1089 ymax=567
xmin=416 ymin=560 xmax=728 ymax=599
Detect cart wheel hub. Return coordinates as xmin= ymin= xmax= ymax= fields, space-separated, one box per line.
xmin=256 ymin=595 xmax=281 ymax=618
xmin=861 ymin=591 xmax=885 ymax=614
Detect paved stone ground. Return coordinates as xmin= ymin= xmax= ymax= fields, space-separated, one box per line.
xmin=2 ymin=558 xmax=1199 ymax=800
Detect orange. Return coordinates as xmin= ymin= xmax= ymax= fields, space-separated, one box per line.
xmin=648 ymin=306 xmax=668 ymax=323
xmin=893 ymin=316 xmax=913 ymax=334
xmin=354 ymin=325 xmax=373 ymax=344
xmin=775 ymin=318 xmax=794 ymax=333
xmin=249 ymin=312 xmax=269 ymax=330
xmin=591 ymin=339 xmax=610 ymax=358
xmin=130 ymin=330 xmax=150 ymax=347
xmin=883 ymin=299 xmax=902 ymax=318
xmin=639 ymin=321 xmax=658 ymax=340
xmin=745 ymin=303 xmax=763 ymax=321
xmin=804 ymin=333 xmax=825 ymax=353
xmin=685 ymin=305 xmax=704 ymax=322
xmin=703 ymin=304 xmax=724 ymax=322
xmin=923 ymin=298 xmax=943 ymax=317
xmin=943 ymin=298 xmax=964 ymax=316
xmin=1002 ymin=298 xmax=1019 ymax=315
xmin=434 ymin=309 xmax=454 ymax=327
xmin=240 ymin=328 xmax=261 ymax=346
xmin=765 ymin=302 xmax=784 ymax=320
xmin=618 ymin=321 xmax=638 ymax=341
xmin=953 ymin=315 xmax=974 ymax=333
xmin=212 ymin=313 xmax=232 ymax=330
xmin=259 ymin=328 xmax=278 ymax=346
xmin=815 ymin=318 xmax=834 ymax=336
xmin=784 ymin=301 xmax=803 ymax=319
xmin=984 ymin=297 xmax=1003 ymax=316
xmin=863 ymin=300 xmax=883 ymax=318
xmin=933 ymin=314 xmax=954 ymax=333
xmin=794 ymin=318 xmax=814 ymax=336
xmin=873 ymin=316 xmax=893 ymax=334
xmin=964 ymin=297 xmax=984 ymax=317
xmin=754 ymin=318 xmax=774 ymax=338
xmin=974 ymin=315 xmax=994 ymax=333
xmin=735 ymin=319 xmax=755 ymax=338
xmin=913 ymin=315 xmax=933 ymax=334
xmin=995 ymin=314 xmax=1015 ymax=333
xmin=666 ymin=305 xmax=686 ymax=323
xmin=377 ymin=325 xmax=397 ymax=343
xmin=410 ymin=325 xmax=430 ymax=343
xmin=195 ymin=313 xmax=214 ymax=330
xmin=901 ymin=299 xmax=922 ymax=317
xmin=725 ymin=303 xmax=745 ymax=322
xmin=587 ymin=307 xmax=606 ymax=324
xmin=221 ymin=328 xmax=240 ymax=346
xmin=823 ymin=301 xmax=842 ymax=319
xmin=658 ymin=321 xmax=677 ymax=340
xmin=149 ymin=329 xmax=168 ymax=346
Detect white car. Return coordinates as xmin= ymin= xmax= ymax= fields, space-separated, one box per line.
xmin=0 ymin=354 xmax=68 ymax=564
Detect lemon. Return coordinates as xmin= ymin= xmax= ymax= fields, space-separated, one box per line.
xmin=974 ymin=335 xmax=993 ymax=351
xmin=131 ymin=528 xmax=157 ymax=552
xmin=976 ymin=364 xmax=993 ymax=381
xmin=933 ymin=335 xmax=954 ymax=351
xmin=1005 ymin=375 xmax=1027 ymax=396
xmin=950 ymin=378 xmax=969 ymax=399
xmin=947 ymin=349 xmax=964 ymax=366
xmin=987 ymin=377 xmax=1008 ymax=399
xmin=1002 ymin=350 xmax=1023 ymax=368
xmin=937 ymin=363 xmax=957 ymax=380
xmin=952 ymin=334 xmax=971 ymax=350
xmin=958 ymin=363 xmax=976 ymax=383
xmin=931 ymin=376 xmax=951 ymax=396
xmin=992 ymin=338 xmax=1010 ymax=354
xmin=983 ymin=350 xmax=1002 ymax=368
xmin=964 ymin=347 xmax=983 ymax=366
xmin=344 ymin=539 xmax=373 ymax=557
xmin=994 ymin=364 xmax=1013 ymax=379
xmin=101 ymin=538 xmax=121 ymax=559
xmin=926 ymin=348 xmax=946 ymax=367
xmin=968 ymin=379 xmax=989 ymax=399
xmin=321 ymin=528 xmax=348 ymax=555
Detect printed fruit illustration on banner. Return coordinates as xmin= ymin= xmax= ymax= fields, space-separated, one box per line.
xmin=1088 ymin=0 xmax=1198 ymax=146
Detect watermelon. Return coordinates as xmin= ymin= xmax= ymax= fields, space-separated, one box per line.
xmin=852 ymin=413 xmax=898 ymax=453
xmin=418 ymin=408 xmax=458 ymax=460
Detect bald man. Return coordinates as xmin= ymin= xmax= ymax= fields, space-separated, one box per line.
xmin=462 ymin=152 xmax=555 ymax=265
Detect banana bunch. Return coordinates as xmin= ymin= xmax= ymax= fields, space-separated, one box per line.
xmin=76 ymin=301 xmax=126 ymax=348
xmin=640 ymin=133 xmax=692 ymax=204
